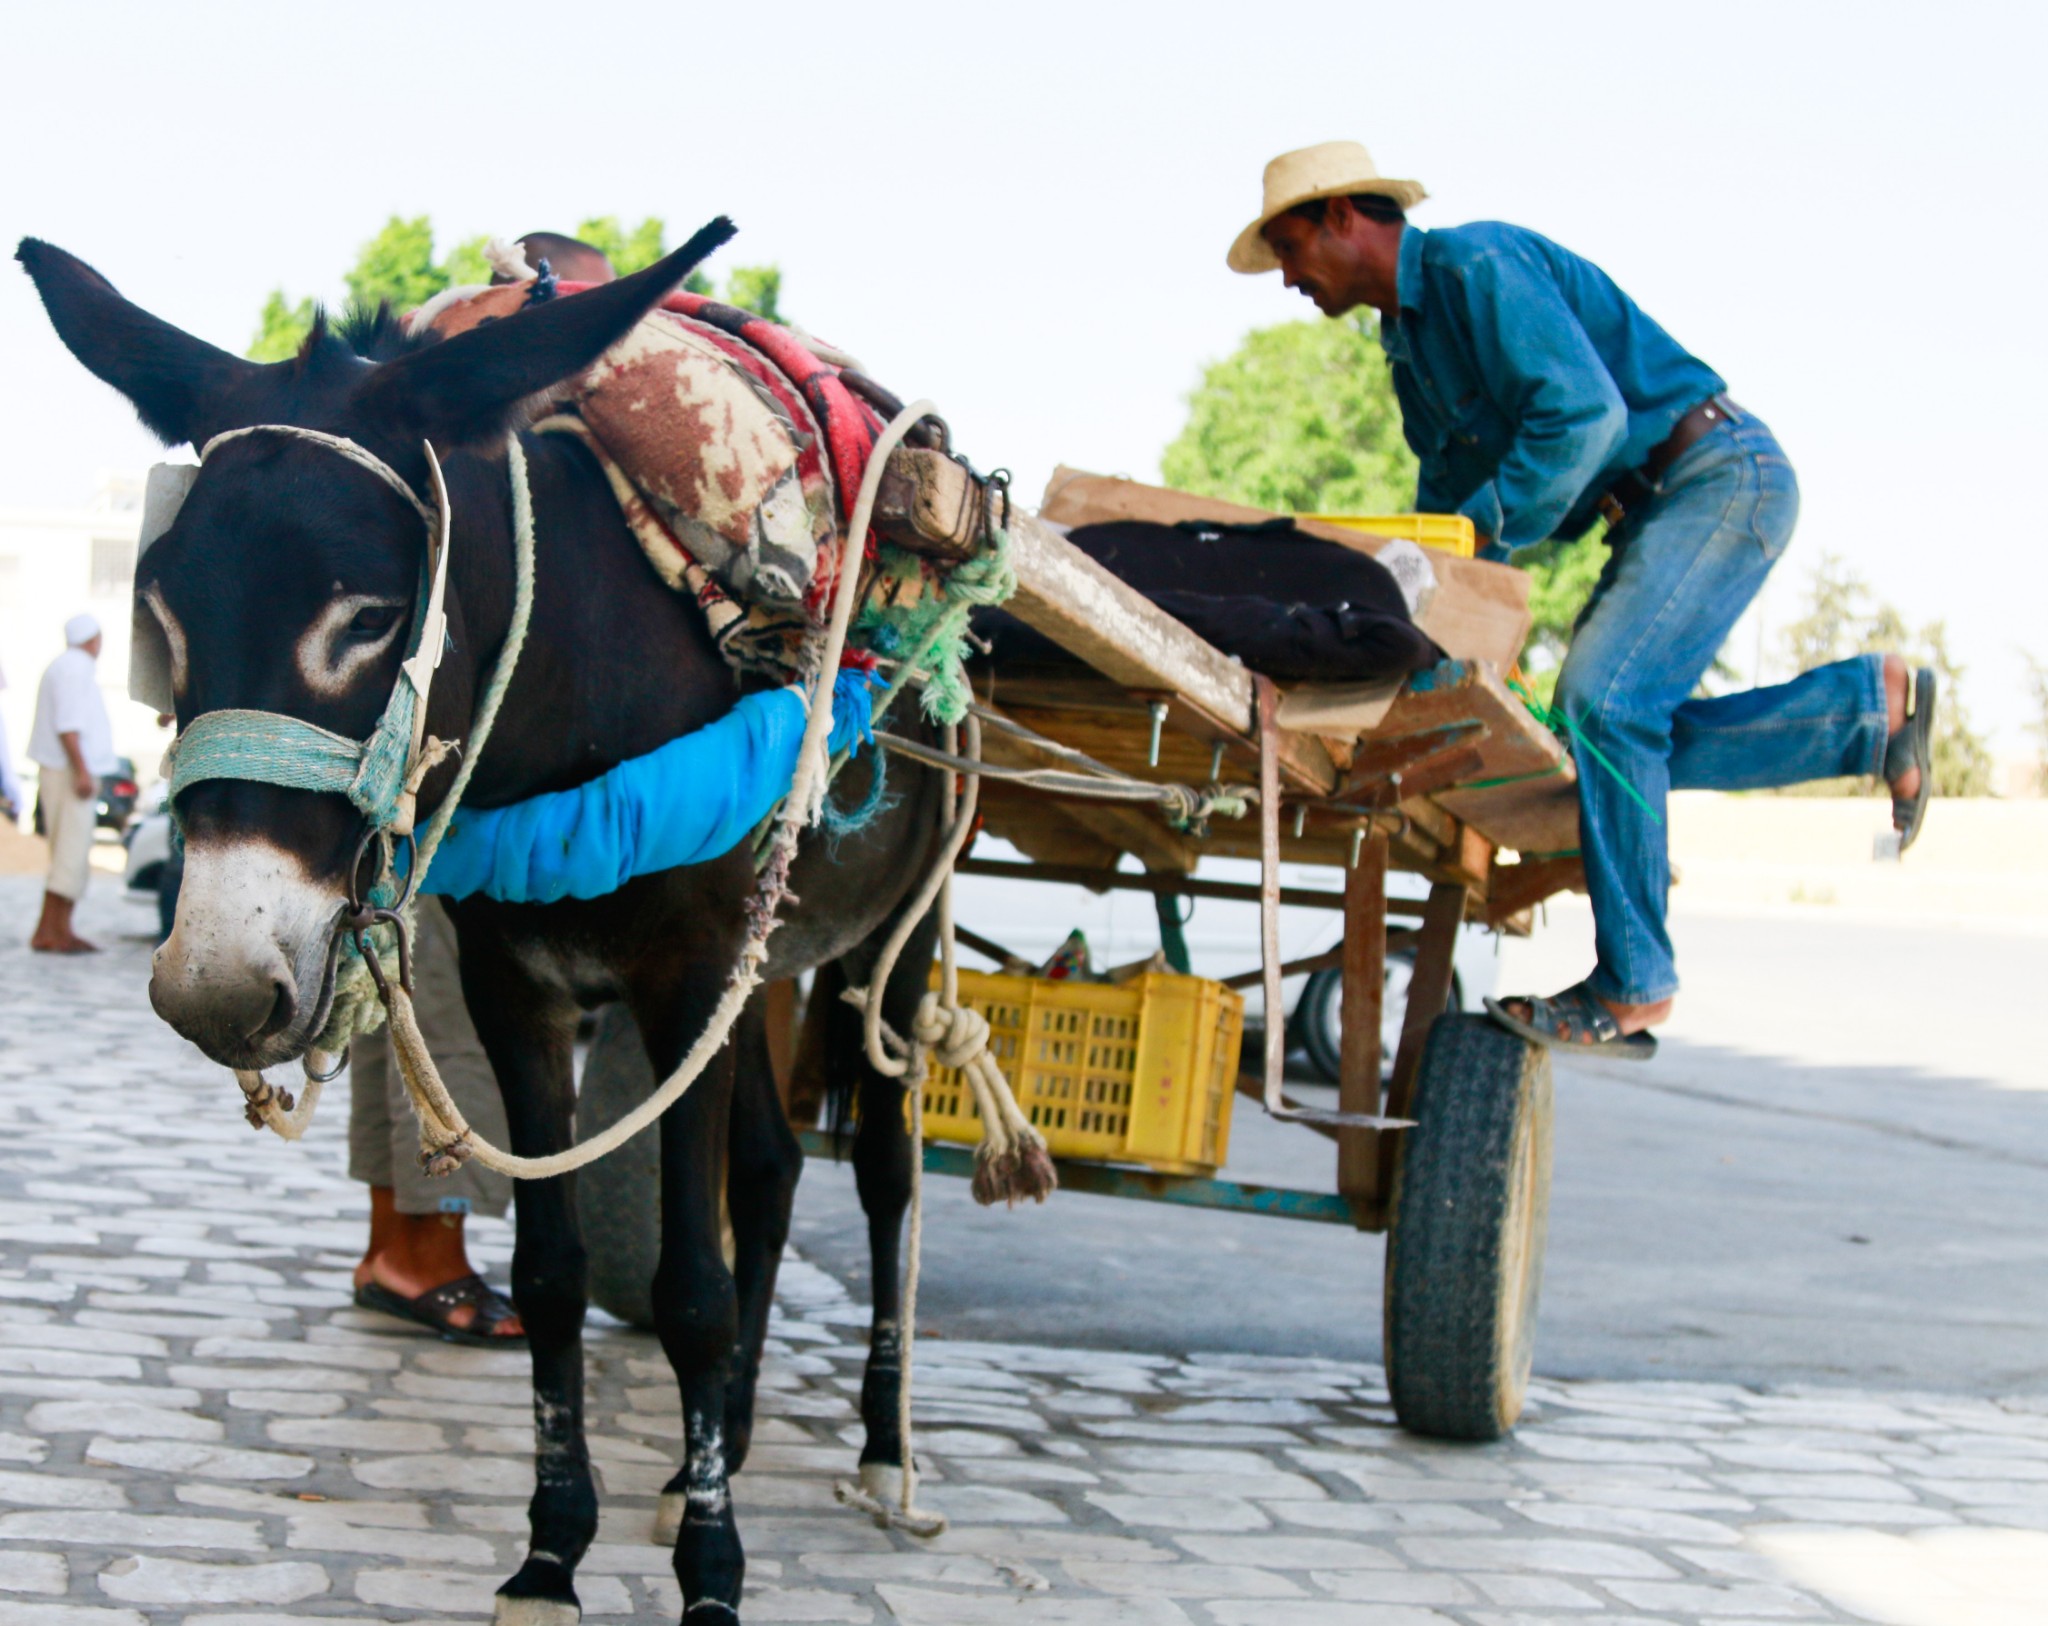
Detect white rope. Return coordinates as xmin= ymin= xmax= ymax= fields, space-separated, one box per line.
xmin=874 ymin=729 xmax=1250 ymax=824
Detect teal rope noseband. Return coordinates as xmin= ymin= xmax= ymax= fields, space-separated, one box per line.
xmin=162 ymin=425 xmax=453 ymax=839
xmin=166 ymin=694 xmax=420 ymax=830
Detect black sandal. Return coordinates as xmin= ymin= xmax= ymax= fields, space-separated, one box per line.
xmin=1886 ymin=666 xmax=1937 ymax=855
xmin=1485 ymin=981 xmax=1658 ymax=1061
xmin=355 ymin=1273 xmax=526 ymax=1347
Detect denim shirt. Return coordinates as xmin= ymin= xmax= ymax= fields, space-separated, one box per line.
xmin=1380 ymin=223 xmax=1724 ymax=557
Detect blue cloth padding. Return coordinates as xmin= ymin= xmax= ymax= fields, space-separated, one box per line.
xmin=421 ymin=670 xmax=879 ymax=904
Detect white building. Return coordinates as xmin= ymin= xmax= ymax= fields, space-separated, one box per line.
xmin=0 ymin=473 xmax=167 ymax=819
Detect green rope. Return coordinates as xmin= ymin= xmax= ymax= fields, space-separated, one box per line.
xmin=1507 ymin=677 xmax=1662 ymax=826
xmin=1453 ymin=762 xmax=1569 ymax=794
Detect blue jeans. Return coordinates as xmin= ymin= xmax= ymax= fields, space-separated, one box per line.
xmin=1554 ymin=412 xmax=1889 ymax=1005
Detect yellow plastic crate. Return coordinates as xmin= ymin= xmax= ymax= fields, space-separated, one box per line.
xmin=923 ymin=967 xmax=1245 ymax=1176
xmin=1299 ymin=512 xmax=1477 ymax=558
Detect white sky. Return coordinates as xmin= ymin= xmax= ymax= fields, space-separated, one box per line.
xmin=5 ymin=0 xmax=2044 ymax=747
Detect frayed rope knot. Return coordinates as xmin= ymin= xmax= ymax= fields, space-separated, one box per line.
xmin=909 ymin=993 xmax=990 ymax=1070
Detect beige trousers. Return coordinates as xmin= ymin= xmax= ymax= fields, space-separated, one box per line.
xmin=346 ymin=903 xmax=514 ymax=1219
xmin=40 ymin=768 xmax=95 ymax=902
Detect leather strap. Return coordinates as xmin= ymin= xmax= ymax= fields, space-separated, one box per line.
xmin=1599 ymin=394 xmax=1742 ymax=526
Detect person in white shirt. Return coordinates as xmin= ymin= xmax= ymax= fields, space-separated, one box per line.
xmin=28 ymin=613 xmax=116 ymax=953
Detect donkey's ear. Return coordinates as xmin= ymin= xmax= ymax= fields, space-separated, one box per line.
xmin=16 ymin=238 xmax=258 ymax=447
xmin=360 ymin=216 xmax=739 ymax=449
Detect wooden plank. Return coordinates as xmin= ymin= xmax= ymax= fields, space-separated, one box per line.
xmin=1376 ymin=661 xmax=1561 ymax=784
xmin=1378 ymin=881 xmax=1469 ymax=1204
xmin=1005 ymin=513 xmax=1337 ymax=796
xmin=1482 ymin=854 xmax=1587 ymax=926
xmin=975 ymin=793 xmax=1123 ymax=872
xmin=1436 ymin=767 xmax=1580 ymax=858
xmin=975 ymin=704 xmax=1201 ymax=873
xmin=1338 ymin=829 xmax=1389 ymax=1218
xmin=1039 ymin=467 xmax=1533 ymax=674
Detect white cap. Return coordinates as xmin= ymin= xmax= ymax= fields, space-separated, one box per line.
xmin=64 ymin=613 xmax=101 ymax=647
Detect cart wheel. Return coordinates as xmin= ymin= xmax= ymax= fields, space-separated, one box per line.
xmin=1383 ymin=1013 xmax=1552 ymax=1441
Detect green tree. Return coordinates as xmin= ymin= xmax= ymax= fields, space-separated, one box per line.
xmin=573 ymin=215 xmax=669 ymax=276
xmin=2021 ymin=651 xmax=2048 ymax=796
xmin=343 ymin=215 xmax=447 ymax=313
xmin=248 ymin=289 xmax=316 ymax=363
xmin=440 ymin=234 xmax=494 ymax=288
xmin=1161 ymin=314 xmax=1606 ymax=665
xmin=1163 ymin=314 xmax=1414 ymax=515
xmin=723 ymin=265 xmax=783 ymax=323
xmin=1778 ymin=552 xmax=1991 ymax=797
xmin=249 ymin=220 xmax=527 ymax=359
xmin=248 ymin=214 xmax=775 ymax=362
xmin=1779 ymin=550 xmax=1868 ymax=675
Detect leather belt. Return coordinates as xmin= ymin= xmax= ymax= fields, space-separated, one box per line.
xmin=1598 ymin=393 xmax=1741 ymax=527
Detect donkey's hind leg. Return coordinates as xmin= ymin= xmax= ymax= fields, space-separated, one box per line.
xmin=830 ymin=906 xmax=942 ymax=1503
xmin=721 ymin=992 xmax=803 ymax=1476
xmin=451 ymin=928 xmax=594 ymax=1626
xmin=630 ymin=972 xmax=747 ymax=1620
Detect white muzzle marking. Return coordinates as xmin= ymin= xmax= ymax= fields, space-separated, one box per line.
xmin=151 ymin=836 xmax=341 ymax=1062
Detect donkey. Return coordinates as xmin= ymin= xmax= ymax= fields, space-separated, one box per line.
xmin=19 ymin=232 xmax=943 ymax=1624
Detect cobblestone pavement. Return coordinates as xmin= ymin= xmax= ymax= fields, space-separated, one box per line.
xmin=6 ymin=878 xmax=2048 ymax=1625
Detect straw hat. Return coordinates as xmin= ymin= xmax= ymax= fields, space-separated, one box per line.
xmin=1227 ymin=141 xmax=1427 ymax=274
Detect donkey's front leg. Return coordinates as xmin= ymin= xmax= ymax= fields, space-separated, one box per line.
xmin=456 ymin=932 xmax=595 ymax=1626
xmin=636 ymin=984 xmax=746 ymax=1619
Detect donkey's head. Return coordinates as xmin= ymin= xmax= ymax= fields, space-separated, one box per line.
xmin=17 ymin=224 xmax=733 ymax=1068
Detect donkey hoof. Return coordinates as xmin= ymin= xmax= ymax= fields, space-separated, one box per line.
xmin=653 ymin=1490 xmax=688 ymax=1545
xmin=682 ymin=1603 xmax=740 ymax=1620
xmin=492 ymin=1597 xmax=580 ymax=1626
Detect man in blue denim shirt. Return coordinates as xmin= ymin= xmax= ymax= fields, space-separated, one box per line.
xmin=1232 ymin=142 xmax=1935 ymax=1057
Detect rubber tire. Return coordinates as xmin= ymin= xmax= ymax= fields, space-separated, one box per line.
xmin=574 ymin=1005 xmax=663 ymax=1330
xmin=1383 ymin=1013 xmax=1553 ymax=1442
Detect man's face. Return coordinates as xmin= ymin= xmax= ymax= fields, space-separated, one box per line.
xmin=1262 ymin=209 xmax=1365 ymax=317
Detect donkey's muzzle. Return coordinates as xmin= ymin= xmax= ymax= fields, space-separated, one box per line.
xmin=151 ymin=939 xmax=299 ymax=1063
xmin=147 ymin=836 xmax=343 ymax=1069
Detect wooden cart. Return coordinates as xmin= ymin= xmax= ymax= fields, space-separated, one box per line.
xmin=581 ymin=469 xmax=1591 ymax=1443
xmin=914 ymin=470 xmax=1587 ymax=1441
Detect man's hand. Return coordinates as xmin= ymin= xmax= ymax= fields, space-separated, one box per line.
xmin=60 ymin=732 xmax=95 ymax=802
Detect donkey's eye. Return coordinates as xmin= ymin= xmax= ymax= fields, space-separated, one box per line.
xmin=348 ymin=606 xmax=401 ymax=639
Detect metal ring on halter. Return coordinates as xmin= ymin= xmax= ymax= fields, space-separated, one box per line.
xmin=303 ymin=1046 xmax=350 ymax=1084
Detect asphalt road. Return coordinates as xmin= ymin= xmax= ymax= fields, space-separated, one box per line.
xmin=791 ymin=897 xmax=2048 ymax=1398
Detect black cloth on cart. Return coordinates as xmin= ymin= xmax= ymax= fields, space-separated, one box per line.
xmin=975 ymin=518 xmax=1441 ymax=684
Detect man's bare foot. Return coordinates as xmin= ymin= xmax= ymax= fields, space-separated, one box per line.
xmin=1595 ymin=994 xmax=1672 ymax=1036
xmin=1883 ymin=653 xmax=1920 ymax=813
xmin=28 ymin=893 xmax=97 ymax=953
xmin=30 ymin=932 xmax=99 ymax=953
xmin=354 ymin=1187 xmax=523 ymax=1338
xmin=1499 ymin=992 xmax=1671 ymax=1038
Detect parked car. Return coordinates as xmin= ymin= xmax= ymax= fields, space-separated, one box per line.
xmin=32 ymin=756 xmax=141 ymax=835
xmin=948 ymin=841 xmax=1499 ymax=1082
xmin=122 ymin=797 xmax=182 ymax=941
